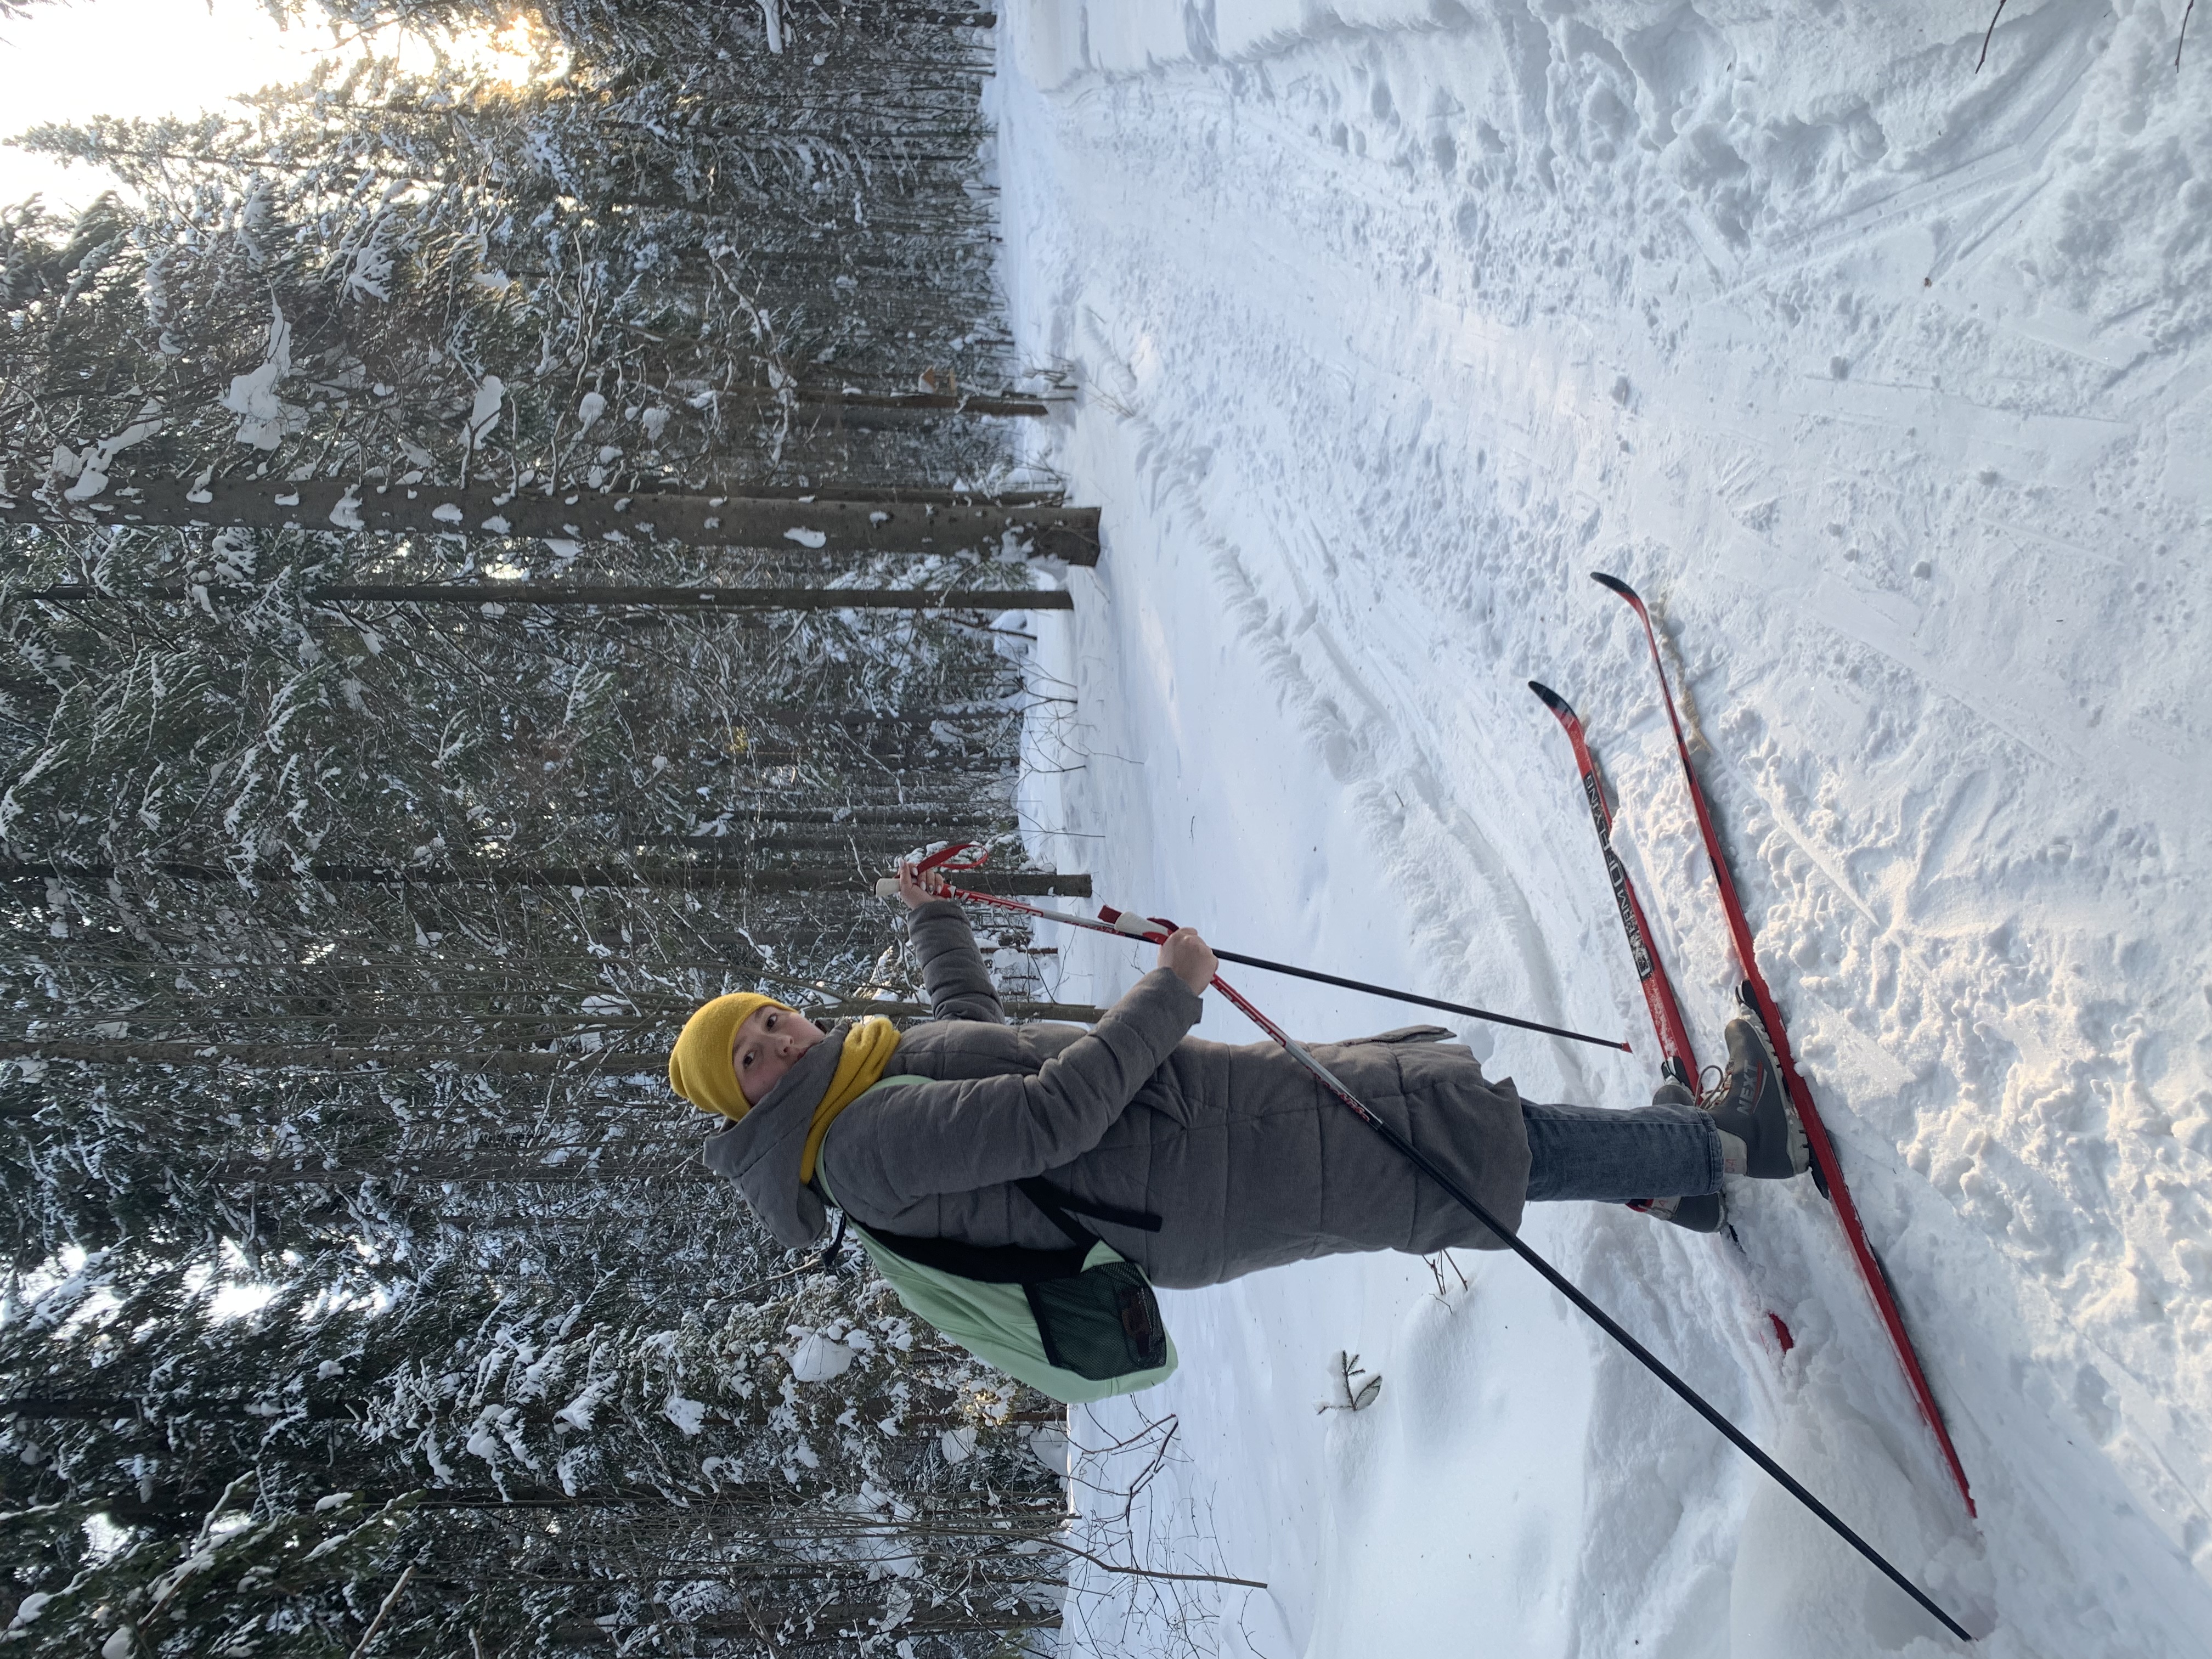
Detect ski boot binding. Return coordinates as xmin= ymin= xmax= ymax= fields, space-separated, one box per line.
xmin=1630 ymin=1192 xmax=1727 ymax=1233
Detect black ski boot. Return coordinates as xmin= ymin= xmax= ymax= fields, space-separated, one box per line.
xmin=1631 ymin=1076 xmax=1726 ymax=1233
xmin=1705 ymin=994 xmax=1810 ymax=1180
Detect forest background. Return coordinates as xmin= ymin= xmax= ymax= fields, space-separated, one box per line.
xmin=0 ymin=1 xmax=1099 ymax=1654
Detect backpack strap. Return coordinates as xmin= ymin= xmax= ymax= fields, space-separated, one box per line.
xmin=819 ymin=1075 xmax=1164 ymax=1278
xmin=813 ymin=1167 xmax=1088 ymax=1284
xmin=843 ymin=1217 xmax=1091 ymax=1285
xmin=1014 ymin=1178 xmax=1161 ymax=1239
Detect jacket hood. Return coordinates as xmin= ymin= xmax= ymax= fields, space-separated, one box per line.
xmin=699 ymin=1019 xmax=850 ymax=1247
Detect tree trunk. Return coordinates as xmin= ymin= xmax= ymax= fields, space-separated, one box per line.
xmin=783 ymin=384 xmax=1051 ymax=416
xmin=0 ymin=1040 xmax=586 ymax=1073
xmin=2 ymin=477 xmax=1101 ymax=564
xmin=0 ymin=999 xmax=1104 ymax=1075
xmin=6 ymin=861 xmax=1090 ymax=896
xmin=26 ymin=582 xmax=1072 ymax=612
xmin=546 ymin=1608 xmax=1060 ymax=1643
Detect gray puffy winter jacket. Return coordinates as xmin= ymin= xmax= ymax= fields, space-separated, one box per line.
xmin=701 ymin=899 xmax=1532 ymax=1290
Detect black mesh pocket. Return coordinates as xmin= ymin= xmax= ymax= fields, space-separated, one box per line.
xmin=1024 ymin=1260 xmax=1169 ymax=1380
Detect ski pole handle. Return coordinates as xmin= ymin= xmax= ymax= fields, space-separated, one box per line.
xmin=1106 ymin=907 xmax=1169 ymax=939
xmin=872 ymin=874 xmax=964 ymax=899
xmin=876 ymin=842 xmax=992 ymax=898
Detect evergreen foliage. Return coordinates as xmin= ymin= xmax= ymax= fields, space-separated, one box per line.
xmin=4 ymin=5 xmax=1039 ymax=514
xmin=2 ymin=5 xmax=1075 ymax=1652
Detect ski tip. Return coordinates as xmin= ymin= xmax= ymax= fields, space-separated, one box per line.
xmin=1526 ymin=679 xmax=1573 ymax=715
xmin=1589 ymin=571 xmax=1641 ymax=603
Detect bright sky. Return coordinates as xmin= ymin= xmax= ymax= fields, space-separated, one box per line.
xmin=0 ymin=0 xmax=549 ymax=214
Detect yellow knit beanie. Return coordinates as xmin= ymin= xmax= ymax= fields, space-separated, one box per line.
xmin=669 ymin=991 xmax=787 ymax=1122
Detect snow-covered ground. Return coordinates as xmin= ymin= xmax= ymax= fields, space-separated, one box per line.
xmin=997 ymin=3 xmax=2212 ymax=1655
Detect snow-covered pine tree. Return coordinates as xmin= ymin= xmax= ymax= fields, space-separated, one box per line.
xmin=3 ymin=8 xmax=1074 ymax=1652
xmin=5 ymin=26 xmax=1065 ymax=528
xmin=0 ymin=506 xmax=1052 ymax=1262
xmin=1 ymin=1231 xmax=1065 ymax=1651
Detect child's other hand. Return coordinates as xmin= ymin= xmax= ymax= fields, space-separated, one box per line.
xmin=1158 ymin=927 xmax=1217 ymax=995
xmin=895 ymin=859 xmax=951 ymax=909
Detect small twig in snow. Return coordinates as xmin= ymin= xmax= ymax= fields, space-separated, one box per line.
xmin=1426 ymin=1250 xmax=1471 ymax=1301
xmin=1047 ymin=1535 xmax=1267 ymax=1590
xmin=1976 ymin=0 xmax=2009 ymax=71
xmin=1317 ymin=1350 xmax=1382 ymax=1413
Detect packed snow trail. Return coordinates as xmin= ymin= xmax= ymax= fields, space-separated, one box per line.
xmin=997 ymin=4 xmax=2212 ymax=1655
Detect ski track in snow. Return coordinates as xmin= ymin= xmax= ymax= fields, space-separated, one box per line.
xmin=1000 ymin=4 xmax=2212 ymax=1655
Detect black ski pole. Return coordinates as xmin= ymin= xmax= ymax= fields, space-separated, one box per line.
xmin=1097 ymin=905 xmax=1633 ymax=1053
xmin=1219 ymin=946 xmax=1628 ymax=1051
xmin=879 ymin=878 xmax=1636 ymax=1053
xmin=1204 ymin=971 xmax=1976 ymax=1645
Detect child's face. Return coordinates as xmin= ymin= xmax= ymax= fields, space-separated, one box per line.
xmin=731 ymin=1005 xmax=827 ymax=1106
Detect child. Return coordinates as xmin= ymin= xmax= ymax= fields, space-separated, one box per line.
xmin=672 ymin=862 xmax=1806 ymax=1284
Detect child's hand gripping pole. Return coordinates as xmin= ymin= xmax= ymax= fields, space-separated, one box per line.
xmin=873 ymin=841 xmax=990 ymax=901
xmin=1095 ymin=906 xmax=1218 ymax=996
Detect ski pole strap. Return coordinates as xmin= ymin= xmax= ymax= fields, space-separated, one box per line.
xmin=913 ymin=841 xmax=990 ymax=876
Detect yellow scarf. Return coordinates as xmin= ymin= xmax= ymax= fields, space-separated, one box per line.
xmin=800 ymin=1015 xmax=901 ymax=1182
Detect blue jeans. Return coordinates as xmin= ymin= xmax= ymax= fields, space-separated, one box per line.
xmin=1522 ymin=1098 xmax=1723 ymax=1203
